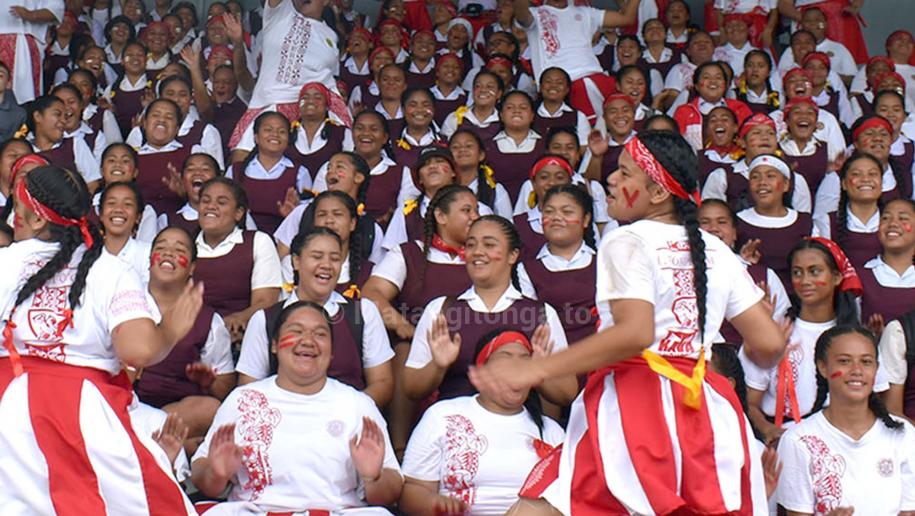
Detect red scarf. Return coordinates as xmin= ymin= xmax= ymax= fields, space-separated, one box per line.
xmin=431 ymin=234 xmax=464 ymax=259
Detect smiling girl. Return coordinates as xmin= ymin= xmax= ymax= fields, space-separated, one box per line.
xmin=858 ymin=199 xmax=915 ymax=328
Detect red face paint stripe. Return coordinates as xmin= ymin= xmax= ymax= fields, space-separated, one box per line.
xmin=830 ymin=371 xmax=843 ymax=379
xmin=622 ymin=187 xmax=640 ymax=209
xmin=176 ymin=255 xmax=189 ymax=268
xmin=902 ymin=222 xmax=913 ymax=233
xmin=278 ymin=335 xmax=299 ymax=350
xmin=151 ymin=252 xmax=162 ymax=265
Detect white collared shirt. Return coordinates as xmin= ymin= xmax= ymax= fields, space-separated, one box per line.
xmin=342 ymin=55 xmax=370 ymax=75
xmin=65 ymin=121 xmax=107 ymax=161
xmin=780 ymin=137 xmax=822 ymax=157
xmin=406 ymin=284 xmax=569 ymax=370
xmin=127 ymin=109 xmax=224 ymax=168
xmin=161 ymin=202 xmax=258 ymax=231
xmin=194 ymin=226 xmax=283 ymax=290
xmin=293 ymin=121 xmax=354 ymax=156
xmin=374 ymin=101 xmax=403 ymax=121
xmin=441 ymin=105 xmax=500 ymax=138
xmin=493 ymin=130 xmax=541 ymax=153
xmin=703 ymin=158 xmax=813 ymax=214
xmin=736 ymin=207 xmax=802 ymax=229
xmin=105 ymin=237 xmax=151 ymax=286
xmin=814 ymin=167 xmax=898 ymax=218
xmin=812 ymin=207 xmax=879 ymax=239
xmin=431 ymin=84 xmax=466 ymax=101
xmin=466 ymin=177 xmax=514 ymax=218
xmin=226 ymin=155 xmax=312 ymax=193
xmin=236 ymin=289 xmax=394 ymax=380
xmin=536 ymin=103 xmax=590 ymax=144
xmin=864 ymin=255 xmax=915 ymax=288
xmin=399 ymin=128 xmax=438 ymax=147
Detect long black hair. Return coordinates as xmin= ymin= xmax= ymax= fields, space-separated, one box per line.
xmin=421 ymin=184 xmax=475 ymax=281
xmin=835 ymin=152 xmax=883 ymax=250
xmin=638 ymin=131 xmax=708 ymax=341
xmin=785 ymin=239 xmax=860 ymax=326
xmin=710 ymin=343 xmax=762 ymax=440
xmin=239 ymin=110 xmax=293 ymax=174
xmin=10 ymin=166 xmax=104 ymax=318
xmin=541 ymin=184 xmax=596 ymax=249
xmin=811 ymin=325 xmax=903 ymax=430
xmin=735 ymin=50 xmax=778 ymax=111
xmin=25 ymin=95 xmax=65 ymax=137
xmin=474 ymin=327 xmax=545 ymax=437
xmin=198 ymin=176 xmax=248 ymax=229
xmin=449 ymin=129 xmax=495 ymax=204
xmin=470 ymin=215 xmax=523 ymax=291
xmin=297 ymin=190 xmax=374 ymax=287
xmin=98 ymin=180 xmax=146 ymax=235
xmin=289 ymin=226 xmax=343 ymax=287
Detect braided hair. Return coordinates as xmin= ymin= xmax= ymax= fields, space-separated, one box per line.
xmin=420 ymin=184 xmax=475 ymax=282
xmin=470 ymin=215 xmax=523 ymax=291
xmin=785 ymin=239 xmax=860 ymax=326
xmin=297 ymin=190 xmax=373 ymax=286
xmin=638 ymin=131 xmax=708 ymax=342
xmin=810 ymin=325 xmax=903 ymax=429
xmin=736 ymin=50 xmax=779 ymax=112
xmin=542 ymin=184 xmax=596 ymax=249
xmin=11 ymin=166 xmax=104 ymax=315
xmin=835 ymin=152 xmax=883 ymax=250
xmin=449 ymin=129 xmax=494 ymax=205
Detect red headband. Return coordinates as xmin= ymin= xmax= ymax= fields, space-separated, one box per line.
xmin=208 ymin=45 xmax=233 ymax=62
xmin=412 ymin=29 xmax=435 ymax=42
xmin=804 ymin=237 xmax=863 ymax=295
xmin=475 ymin=331 xmax=532 ymax=367
xmin=9 ymin=154 xmax=49 ymax=190
xmin=785 ymin=96 xmax=818 ymax=116
xmin=485 ymin=56 xmax=513 ymax=69
xmin=853 ymin=116 xmax=893 ymax=141
xmin=369 ymin=46 xmax=395 ymax=64
xmin=802 ymin=51 xmax=830 ymax=70
xmin=15 ymin=177 xmax=93 ymax=248
xmin=206 ymin=14 xmax=226 ymax=26
xmin=738 ymin=112 xmax=776 ymax=139
xmin=350 ymin=27 xmax=373 ymax=43
xmin=886 ymin=30 xmax=914 ymax=50
xmin=625 ymin=137 xmax=700 ymax=205
xmin=783 ymin=67 xmax=812 ymax=84
xmin=874 ymin=71 xmax=906 ymax=92
xmin=529 ymin=156 xmax=573 ymax=179
xmin=867 ymin=56 xmax=896 ymax=73
xmin=603 ymin=92 xmax=636 ymax=109
xmin=299 ymin=81 xmax=331 ymax=103
xmin=63 ymin=10 xmax=79 ymax=26
xmin=435 ymin=52 xmax=461 ymax=72
xmin=722 ymin=13 xmax=749 ymax=26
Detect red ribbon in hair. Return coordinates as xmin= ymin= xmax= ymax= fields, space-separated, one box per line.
xmin=9 ymin=154 xmax=49 ymax=190
xmin=15 ymin=177 xmax=94 ymax=248
xmin=866 ymin=56 xmax=895 ymax=74
xmin=852 ymin=116 xmax=893 ymax=142
xmin=369 ymin=46 xmax=395 ymax=65
xmin=738 ymin=112 xmax=776 ymax=139
xmin=602 ymin=92 xmax=636 ymax=109
xmin=350 ymin=27 xmax=373 ymax=44
xmin=529 ymin=156 xmax=573 ymax=179
xmin=2 ymin=313 xmax=22 ymax=377
xmin=782 ymin=67 xmax=812 ymax=85
xmin=774 ymin=355 xmax=801 ymax=428
xmin=801 ymin=51 xmax=831 ymax=70
xmin=804 ymin=237 xmax=863 ymax=295
xmin=624 ymin=137 xmax=701 ymax=205
xmin=475 ymin=331 xmax=533 ymax=367
xmin=430 ymin=234 xmax=464 ymax=260
xmin=435 ymin=52 xmax=461 ymax=74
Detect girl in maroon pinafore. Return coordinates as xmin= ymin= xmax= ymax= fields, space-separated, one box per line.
xmin=803 ymin=52 xmax=847 ymax=122
xmin=106 ymin=41 xmax=152 ymax=136
xmin=815 ymin=153 xmax=884 ymax=273
xmin=485 ymin=91 xmax=545 ymax=205
xmin=392 ymin=88 xmax=445 ymax=169
xmin=449 ymin=129 xmax=514 ymax=218
xmin=94 ymin=143 xmax=159 ymax=243
xmin=780 ymin=96 xmax=830 ymax=213
xmin=135 ymin=99 xmax=192 ymax=214
xmin=736 ymin=154 xmax=814 ymax=289
xmin=732 ymin=50 xmax=780 ymax=115
xmin=532 ymin=67 xmax=589 ymax=144
xmin=513 ymin=155 xmax=575 ymax=260
xmin=350 ymin=110 xmax=409 ymax=228
xmin=286 ymin=82 xmax=353 ymax=177
xmin=858 ymin=199 xmax=915 ymax=328
xmin=876 ymin=90 xmax=915 ymax=177
xmin=27 ymin=95 xmax=102 ymax=190
xmin=850 ymin=115 xmax=911 ymax=203
xmin=348 ymin=47 xmax=395 ymax=114
xmin=520 ymin=185 xmax=598 ymax=344
xmin=192 ymin=177 xmax=282 ymax=342
xmin=698 ymin=106 xmax=740 ymax=188
xmin=137 ymin=226 xmax=236 ymax=448
xmin=158 ymin=153 xmax=225 ymax=236
xmin=372 ymin=63 xmax=407 ymax=140
xmin=230 ymin=112 xmax=308 ymax=234
xmin=586 ymin=93 xmax=637 ymax=188
xmin=430 ymin=53 xmax=467 ymax=128
xmin=404 ymin=30 xmax=437 ymax=89
xmin=338 ymin=29 xmax=373 ymax=101
xmin=441 ymin=70 xmax=503 ymax=144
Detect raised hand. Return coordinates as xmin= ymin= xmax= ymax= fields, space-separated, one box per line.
xmin=587 ymin=129 xmax=609 ymax=158
xmin=866 ymin=313 xmax=885 ymax=337
xmin=276 ymin=187 xmax=300 ymax=218
xmin=739 ymin=238 xmax=763 ymax=265
xmin=161 ymin=162 xmax=185 ymax=197
xmin=223 ymin=13 xmax=245 ymax=46
xmin=350 ymin=416 xmax=385 ymax=482
xmin=208 ymin=423 xmax=243 ymax=479
xmin=152 ymin=412 xmax=189 ymax=466
xmin=9 ymin=6 xmax=30 ymax=19
xmin=530 ymin=324 xmax=554 ymax=358
xmin=163 ymin=279 xmax=205 ymax=344
xmin=186 ymin=362 xmax=217 ymax=390
xmin=761 ymin=445 xmax=782 ymax=499
xmin=179 ymin=45 xmax=201 ymax=69
xmin=427 ymin=314 xmax=461 ymax=369
xmin=468 ymin=352 xmax=545 ymax=398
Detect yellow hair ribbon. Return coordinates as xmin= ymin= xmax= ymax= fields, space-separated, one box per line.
xmin=455 ymin=105 xmax=468 ymax=125
xmin=342 ymin=284 xmax=361 ymax=299
xmin=109 ymin=90 xmax=117 ymax=99
xmin=642 ymin=348 xmax=706 ymax=410
xmin=527 ymin=190 xmax=537 ymax=209
xmin=481 ymin=164 xmax=496 ymax=188
xmin=13 ymin=124 xmax=28 ymax=139
xmin=282 ymin=282 xmax=294 ymax=294
xmin=397 ymin=138 xmax=411 ymax=150
xmin=729 ymin=148 xmax=745 ymax=161
xmin=768 ymin=90 xmax=780 ymax=109
xmin=357 ymin=202 xmax=365 ymax=216
xmin=145 ymin=80 xmax=153 ymax=89
xmin=403 ymin=198 xmax=418 ymax=215
xmin=291 ymin=120 xmax=301 ymax=130
xmin=325 ymin=116 xmax=338 ymax=127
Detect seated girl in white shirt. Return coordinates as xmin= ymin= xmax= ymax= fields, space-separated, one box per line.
xmin=400 ymin=329 xmax=565 ymax=515
xmin=776 ymin=325 xmax=915 ymax=516
xmin=98 ymin=181 xmax=151 ymax=285
xmin=192 ymin=301 xmax=403 ymax=514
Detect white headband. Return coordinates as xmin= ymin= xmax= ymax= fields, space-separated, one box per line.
xmin=748 ymin=154 xmax=791 ymax=179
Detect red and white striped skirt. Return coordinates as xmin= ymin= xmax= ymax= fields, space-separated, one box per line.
xmin=0 ymin=356 xmax=196 ymax=515
xmin=520 ymin=357 xmax=768 ymax=515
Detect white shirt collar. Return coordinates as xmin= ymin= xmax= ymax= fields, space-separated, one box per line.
xmin=138 ymin=140 xmax=183 ymax=154
xmin=864 ymin=255 xmax=915 ymax=286
xmin=195 ymin=226 xmax=244 ymax=253
xmin=431 ymin=85 xmax=466 ymax=101
xmin=344 ymin=56 xmax=370 ymax=75
xmin=369 ymin=154 xmax=397 ymax=175
xmin=697 ymin=98 xmax=726 ymax=115
xmin=642 ymin=46 xmax=673 ymax=64
xmin=844 ymin=207 xmax=880 ymax=232
xmin=456 ymin=284 xmax=525 ymax=313
xmin=375 ymin=102 xmax=403 ymax=120
xmin=535 ymin=241 xmax=595 ymax=262
xmin=400 ymin=128 xmax=437 ymax=147
xmin=736 ymin=207 xmax=799 ymax=228
xmin=780 ymin=137 xmax=821 ymax=156
xmin=464 ymin=106 xmax=501 ymax=126
xmin=536 ymin=102 xmax=574 ymax=118
xmin=408 ymin=58 xmax=435 ymax=74
xmin=249 ymin=155 xmax=294 ymax=176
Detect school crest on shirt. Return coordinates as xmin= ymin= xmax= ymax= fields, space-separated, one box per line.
xmin=237 ymin=389 xmax=282 ymax=501
xmin=326 ymin=419 xmax=344 ymax=437
xmin=877 ymin=458 xmax=894 ymax=477
xmin=442 ymin=414 xmax=488 ymax=506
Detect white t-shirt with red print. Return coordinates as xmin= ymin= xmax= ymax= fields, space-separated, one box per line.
xmin=519 ymin=4 xmax=605 ymax=82
xmin=193 ymin=377 xmax=401 ymax=513
xmin=402 ymin=395 xmax=564 ymax=515
xmin=777 ymin=412 xmax=915 ymax=515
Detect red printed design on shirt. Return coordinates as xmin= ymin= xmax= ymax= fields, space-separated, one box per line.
xmin=799 ymin=435 xmax=846 ymax=516
xmin=442 ymin=414 xmax=488 ymax=506
xmin=276 ymin=15 xmax=313 ymax=85
xmin=237 ymin=389 xmax=282 ymax=501
xmin=536 ymin=9 xmax=561 ymax=57
xmin=21 ymin=260 xmax=76 ymax=361
xmin=656 ymin=241 xmax=699 ymax=356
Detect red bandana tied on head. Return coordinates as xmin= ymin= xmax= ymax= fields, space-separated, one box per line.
xmin=802 ymin=51 xmax=831 ymax=70
xmin=350 ymin=27 xmax=373 ymax=44
xmin=430 ymin=234 xmax=464 ymax=260
xmin=9 ymin=154 xmax=49 ymax=190
xmin=602 ymin=92 xmax=636 ymax=109
xmin=529 ymin=156 xmax=573 ymax=179
xmin=852 ymin=116 xmax=893 ymax=142
xmin=873 ymin=71 xmax=907 ymax=94
xmin=475 ymin=330 xmax=533 ymax=367
xmin=804 ymin=237 xmax=863 ymax=295
xmin=886 ymin=30 xmax=914 ymax=51
xmin=784 ymin=96 xmax=819 ymax=117
xmin=624 ymin=137 xmax=701 ymax=205
xmin=738 ymin=112 xmax=776 ymax=139
xmin=299 ymin=81 xmax=331 ymax=104
xmin=782 ymin=67 xmax=812 ymax=85
xmin=15 ymin=177 xmax=94 ymax=249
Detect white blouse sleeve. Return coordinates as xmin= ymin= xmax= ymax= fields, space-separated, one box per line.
xmin=878 ymin=320 xmax=908 ymax=386
xmin=595 ymin=230 xmax=656 ymax=305
xmin=236 ymin=308 xmax=271 ymax=379
xmin=401 ymin=403 xmax=445 ymax=481
xmin=250 ymin=231 xmax=283 ymax=290
xmin=775 ymin=431 xmax=817 ymax=513
xmin=200 ymin=312 xmax=235 ymax=374
xmin=358 ymin=299 xmax=394 ymax=368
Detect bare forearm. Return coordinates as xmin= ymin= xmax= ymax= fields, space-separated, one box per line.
xmin=403 ymin=363 xmax=447 ymax=401
xmin=209 ymin=374 xmax=236 ymax=400
xmin=513 ymin=0 xmax=532 ymax=27
xmin=535 ymin=324 xmax=651 ymax=381
xmin=188 ymin=66 xmax=213 ymax=121
xmin=233 ymin=45 xmax=256 ymax=92
xmin=400 ymin=482 xmax=444 ymax=516
xmin=777 ymin=0 xmax=802 ymax=21
xmin=537 ymin=373 xmax=579 ymax=406
xmin=363 ymin=469 xmax=402 ymax=506
xmin=191 ymin=460 xmax=232 ymax=498
xmin=584 ymin=153 xmax=603 ymax=183
xmin=21 ymin=8 xmax=59 ymax=24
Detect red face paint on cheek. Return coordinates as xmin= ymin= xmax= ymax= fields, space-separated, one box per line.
xmin=12 ymin=214 xmax=21 ymax=231
xmin=622 ymin=187 xmax=640 ymax=208
xmin=151 ymin=252 xmax=162 ymax=265
xmin=830 ymin=371 xmax=843 ymax=379
xmin=278 ymin=335 xmax=299 ymax=350
xmin=176 ymin=255 xmax=189 ymax=268
xmin=814 ymin=281 xmax=828 ymax=287
xmin=902 ymin=222 xmax=913 ymax=233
